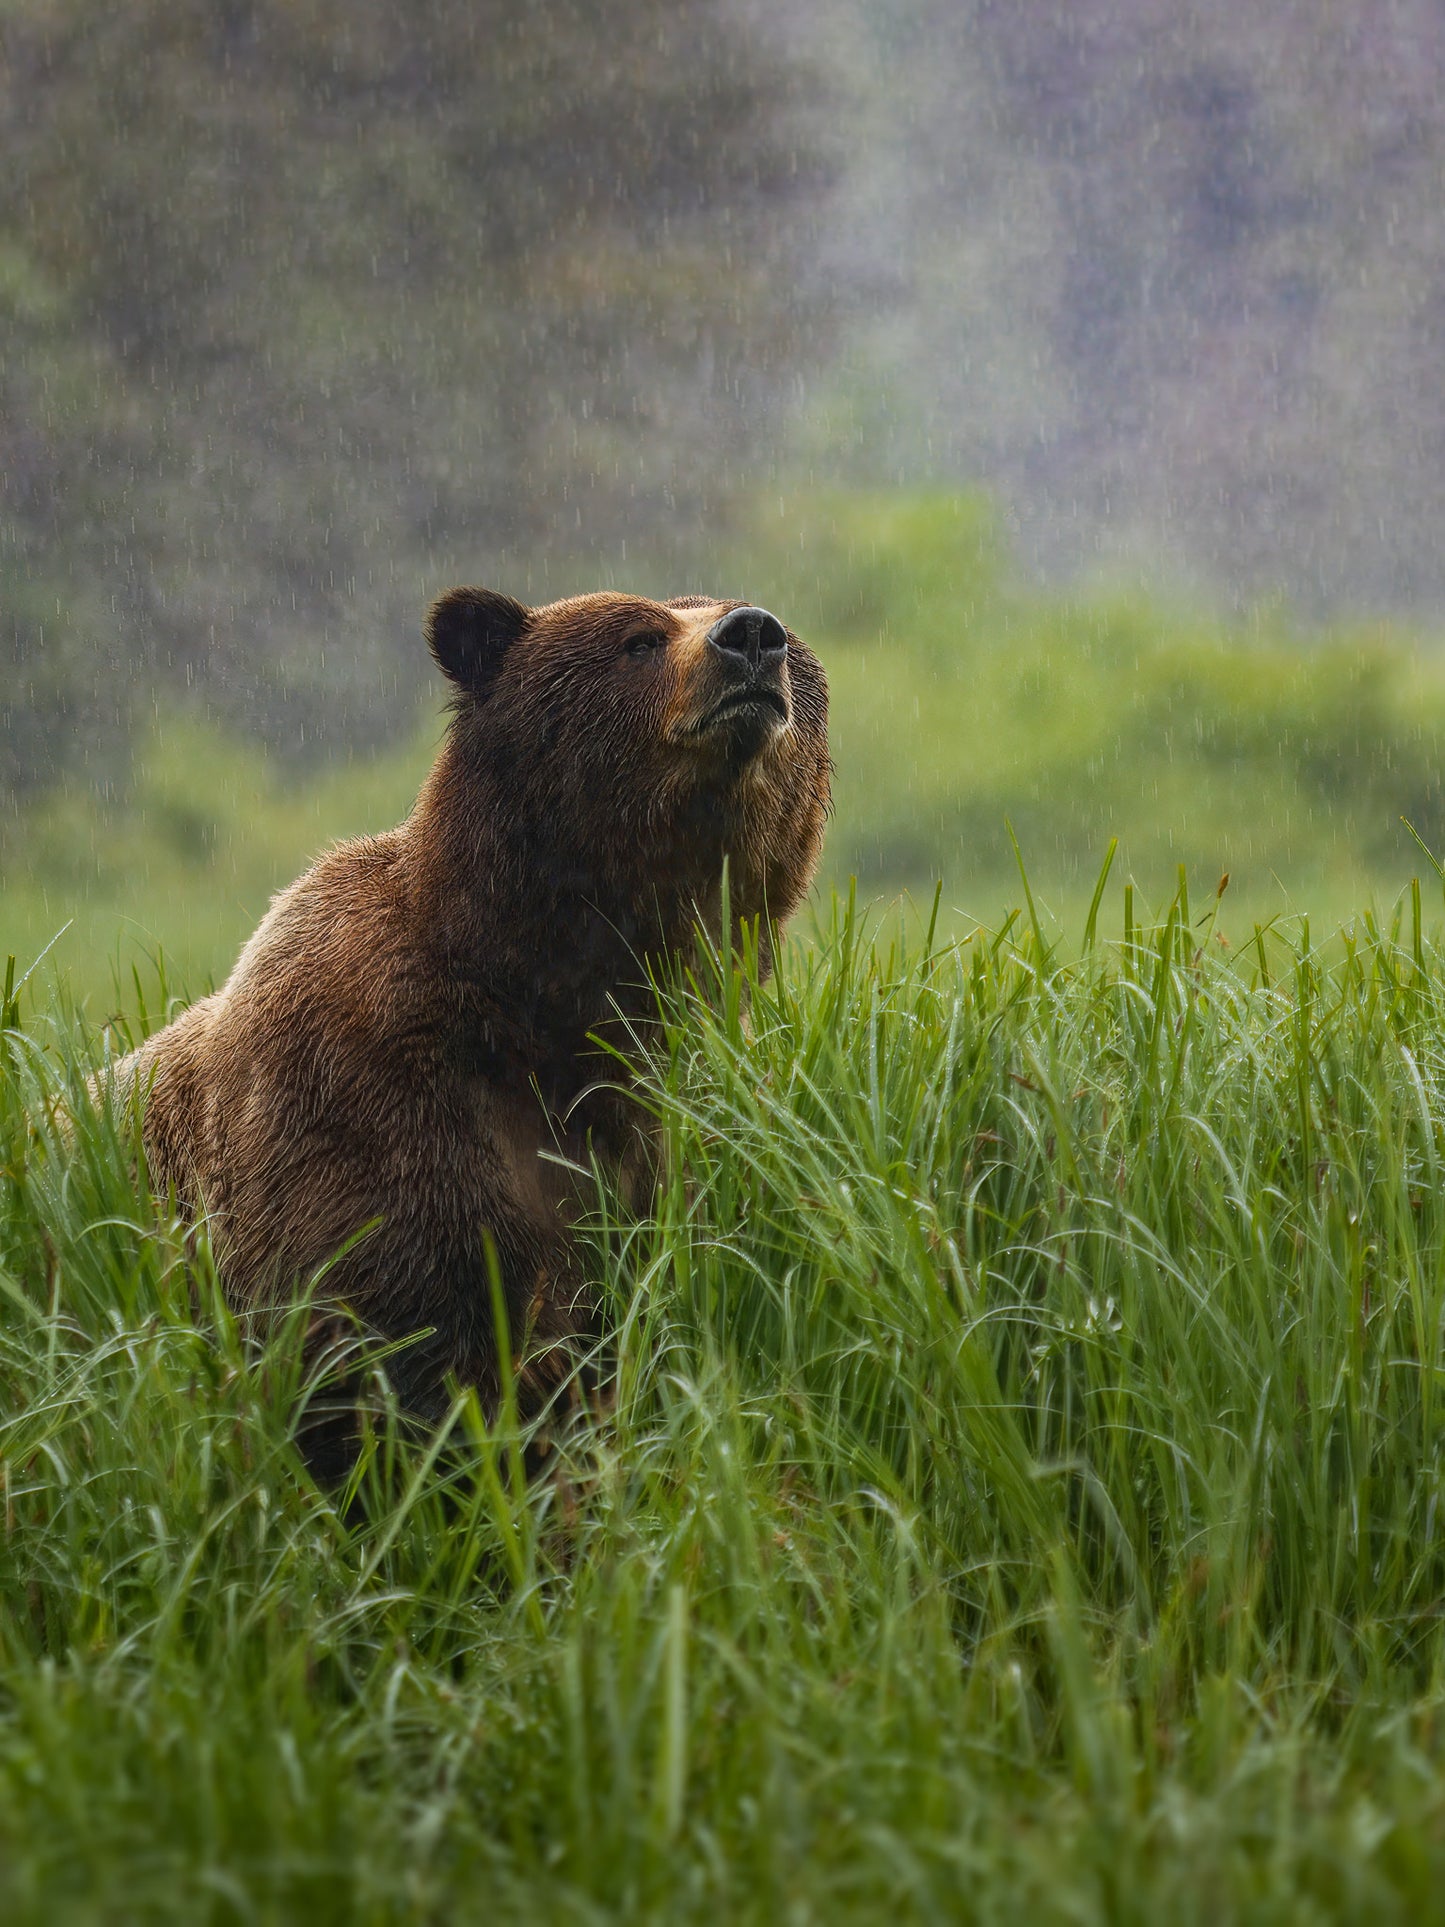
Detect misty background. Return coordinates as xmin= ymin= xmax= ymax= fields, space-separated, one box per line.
xmin=7 ymin=0 xmax=1445 ymax=995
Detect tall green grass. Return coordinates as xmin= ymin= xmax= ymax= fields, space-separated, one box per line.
xmin=4 ymin=884 xmax=1445 ymax=1920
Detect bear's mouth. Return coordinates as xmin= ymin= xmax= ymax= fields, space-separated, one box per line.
xmin=695 ymin=687 xmax=790 ymax=734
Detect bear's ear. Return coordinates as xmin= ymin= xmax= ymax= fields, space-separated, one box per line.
xmin=425 ymin=588 xmax=531 ymax=693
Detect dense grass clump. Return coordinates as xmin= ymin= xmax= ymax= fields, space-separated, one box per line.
xmin=4 ymin=887 xmax=1445 ymax=1921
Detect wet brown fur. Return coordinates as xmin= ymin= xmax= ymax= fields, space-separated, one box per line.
xmin=106 ymin=589 xmax=830 ymax=1424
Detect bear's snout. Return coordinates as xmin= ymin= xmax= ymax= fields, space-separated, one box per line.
xmin=705 ymin=605 xmax=789 ymax=671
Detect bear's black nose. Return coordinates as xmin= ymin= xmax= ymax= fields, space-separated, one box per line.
xmin=706 ymin=605 xmax=788 ymax=670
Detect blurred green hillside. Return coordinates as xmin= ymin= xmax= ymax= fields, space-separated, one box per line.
xmin=737 ymin=494 xmax=1445 ymax=926
xmin=7 ymin=493 xmax=1445 ymax=1009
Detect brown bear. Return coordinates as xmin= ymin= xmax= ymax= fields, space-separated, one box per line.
xmin=106 ymin=588 xmax=829 ymax=1430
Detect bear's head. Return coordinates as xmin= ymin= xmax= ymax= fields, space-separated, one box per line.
xmin=420 ymin=587 xmax=830 ymax=991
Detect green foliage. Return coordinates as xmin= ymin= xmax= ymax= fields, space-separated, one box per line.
xmin=5 ymin=895 xmax=1445 ymax=1917
xmin=0 ymin=710 xmax=437 ymax=1008
xmin=730 ymin=493 xmax=1445 ymax=928
xmin=720 ymin=489 xmax=1005 ymax=644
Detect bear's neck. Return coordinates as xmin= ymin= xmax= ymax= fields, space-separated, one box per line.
xmin=403 ymin=731 xmax=753 ymax=1078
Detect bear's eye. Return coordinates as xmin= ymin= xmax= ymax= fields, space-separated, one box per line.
xmin=624 ymin=630 xmax=666 ymax=658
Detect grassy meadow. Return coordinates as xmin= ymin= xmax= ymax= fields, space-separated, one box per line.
xmin=5 ymin=896 xmax=1445 ymax=1918
xmin=7 ymin=496 xmax=1445 ymax=1916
